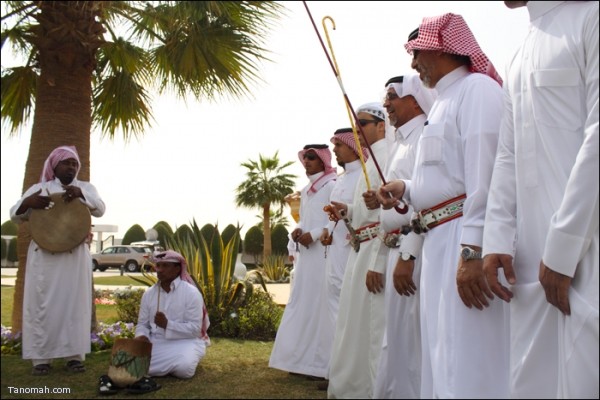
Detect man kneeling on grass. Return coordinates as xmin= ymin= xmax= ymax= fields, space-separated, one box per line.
xmin=99 ymin=250 xmax=211 ymax=395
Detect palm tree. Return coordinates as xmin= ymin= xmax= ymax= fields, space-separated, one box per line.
xmin=254 ymin=207 xmax=290 ymax=230
xmin=1 ymin=1 xmax=285 ymax=332
xmin=235 ymin=152 xmax=296 ymax=259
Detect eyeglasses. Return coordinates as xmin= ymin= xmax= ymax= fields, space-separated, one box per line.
xmin=384 ymin=92 xmax=399 ymax=102
xmin=357 ymin=119 xmax=379 ymax=127
xmin=303 ymin=153 xmax=318 ymax=161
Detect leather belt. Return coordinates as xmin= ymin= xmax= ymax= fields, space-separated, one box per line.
xmin=411 ymin=194 xmax=466 ymax=234
xmin=356 ymin=222 xmax=380 ymax=243
xmin=348 ymin=222 xmax=380 ymax=244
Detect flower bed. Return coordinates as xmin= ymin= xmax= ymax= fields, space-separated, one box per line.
xmin=1 ymin=321 xmax=136 ymax=355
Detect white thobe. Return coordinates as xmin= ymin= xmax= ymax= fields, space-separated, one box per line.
xmin=328 ymin=139 xmax=389 ymax=399
xmin=10 ymin=178 xmax=105 ymax=361
xmin=483 ymin=2 xmax=599 ymax=398
xmin=324 ymin=160 xmax=363 ymax=318
xmin=312 ymin=160 xmax=362 ymax=378
xmin=135 ymin=277 xmax=207 ymax=379
xmin=373 ymin=115 xmax=426 ymax=399
xmin=269 ymin=171 xmax=335 ymax=378
xmin=404 ymin=67 xmax=510 ymax=398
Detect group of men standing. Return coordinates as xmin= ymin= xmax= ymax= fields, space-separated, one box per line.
xmin=270 ymin=2 xmax=598 ymax=399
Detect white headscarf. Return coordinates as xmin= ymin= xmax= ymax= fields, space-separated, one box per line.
xmin=387 ymin=73 xmax=437 ymax=115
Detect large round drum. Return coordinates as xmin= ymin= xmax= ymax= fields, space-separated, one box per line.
xmin=108 ymin=338 xmax=153 ymax=387
xmin=29 ymin=193 xmax=91 ymax=252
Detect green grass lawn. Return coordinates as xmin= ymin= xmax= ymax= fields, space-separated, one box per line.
xmin=1 ymin=286 xmax=326 ymax=399
xmin=93 ymin=275 xmax=147 ymax=286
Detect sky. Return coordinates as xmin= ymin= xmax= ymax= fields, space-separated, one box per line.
xmin=0 ymin=1 xmax=531 ymax=241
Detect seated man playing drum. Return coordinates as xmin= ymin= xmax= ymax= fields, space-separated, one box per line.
xmin=99 ymin=250 xmax=210 ymax=395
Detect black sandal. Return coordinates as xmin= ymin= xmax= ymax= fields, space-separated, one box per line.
xmin=98 ymin=375 xmax=119 ymax=395
xmin=32 ymin=363 xmax=51 ymax=376
xmin=65 ymin=360 xmax=86 ymax=373
xmin=126 ymin=377 xmax=161 ymax=394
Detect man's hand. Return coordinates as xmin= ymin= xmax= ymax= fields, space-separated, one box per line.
xmin=376 ymin=180 xmax=405 ymax=210
xmin=320 ymin=229 xmax=332 ymax=246
xmin=291 ymin=228 xmax=302 ymax=242
xmin=456 ymin=258 xmax=494 ymax=310
xmin=154 ymin=311 xmax=168 ymax=329
xmin=363 ymin=190 xmax=380 ymax=210
xmin=366 ymin=271 xmax=384 ymax=294
xmin=393 ymin=258 xmax=416 ymax=296
xmin=539 ymin=261 xmax=572 ymax=315
xmin=482 ymin=253 xmax=516 ymax=302
xmin=61 ymin=184 xmax=83 ymax=202
xmin=24 ymin=189 xmax=51 ymax=210
xmin=297 ymin=232 xmax=313 ymax=248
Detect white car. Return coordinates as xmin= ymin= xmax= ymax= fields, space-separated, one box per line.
xmin=92 ymin=245 xmax=153 ymax=272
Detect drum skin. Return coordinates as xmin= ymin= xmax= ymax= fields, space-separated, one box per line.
xmin=29 ymin=193 xmax=91 ymax=253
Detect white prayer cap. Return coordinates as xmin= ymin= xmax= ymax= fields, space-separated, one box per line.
xmin=386 ymin=74 xmax=437 ymax=115
xmin=356 ymin=102 xmax=386 ymax=120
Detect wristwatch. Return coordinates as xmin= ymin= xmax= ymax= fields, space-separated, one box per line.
xmin=400 ymin=252 xmax=416 ymax=261
xmin=460 ymin=246 xmax=482 ymax=261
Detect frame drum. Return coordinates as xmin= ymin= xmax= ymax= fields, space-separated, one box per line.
xmin=29 ymin=193 xmax=91 ymax=252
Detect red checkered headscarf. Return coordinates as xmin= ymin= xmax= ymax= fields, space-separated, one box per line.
xmin=330 ymin=128 xmax=369 ymax=160
xmin=298 ymin=144 xmax=337 ymax=194
xmin=40 ymin=145 xmax=80 ymax=183
xmin=405 ymin=13 xmax=502 ymax=86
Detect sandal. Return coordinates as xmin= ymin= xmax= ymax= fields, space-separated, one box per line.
xmin=98 ymin=375 xmax=119 ymax=396
xmin=65 ymin=360 xmax=86 ymax=373
xmin=126 ymin=376 xmax=161 ymax=394
xmin=32 ymin=363 xmax=51 ymax=376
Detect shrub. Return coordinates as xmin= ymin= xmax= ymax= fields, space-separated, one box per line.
xmin=7 ymin=237 xmax=18 ymax=262
xmin=271 ymin=224 xmax=290 ymax=256
xmin=122 ymin=224 xmax=146 ymax=245
xmin=244 ymin=225 xmax=264 ymax=265
xmin=174 ymin=224 xmax=194 ymax=242
xmin=153 ymin=221 xmax=173 ymax=248
xmin=222 ymin=224 xmax=243 ymax=254
xmin=114 ymin=288 xmax=145 ymax=324
xmin=257 ymin=254 xmax=290 ymax=283
xmin=1 ymin=238 xmax=6 ymax=260
xmin=0 ymin=220 xmax=18 ymax=235
xmin=216 ymin=289 xmax=283 ymax=340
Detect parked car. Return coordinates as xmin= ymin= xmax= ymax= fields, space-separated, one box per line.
xmin=92 ymin=245 xmax=153 ymax=272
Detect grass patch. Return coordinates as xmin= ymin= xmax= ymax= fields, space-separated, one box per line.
xmin=94 ymin=304 xmax=119 ymax=325
xmin=1 ymin=339 xmax=326 ymax=399
xmin=93 ymin=275 xmax=146 ymax=286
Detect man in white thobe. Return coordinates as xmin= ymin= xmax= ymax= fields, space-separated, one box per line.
xmin=269 ymin=144 xmax=336 ymax=378
xmin=373 ymin=72 xmax=436 ymax=399
xmin=10 ymin=145 xmax=105 ymax=375
xmin=135 ymin=250 xmax=210 ymax=380
xmin=315 ymin=127 xmax=366 ymax=390
xmin=328 ymin=102 xmax=390 ymax=399
xmin=483 ymin=2 xmax=599 ymax=398
xmin=379 ymin=13 xmax=510 ymax=398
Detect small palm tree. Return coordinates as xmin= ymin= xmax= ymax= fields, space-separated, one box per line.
xmin=235 ymin=152 xmax=296 ymax=259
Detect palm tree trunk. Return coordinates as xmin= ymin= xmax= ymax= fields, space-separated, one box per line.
xmin=263 ymin=204 xmax=272 ymax=259
xmin=12 ymin=1 xmax=99 ymax=332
